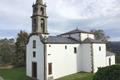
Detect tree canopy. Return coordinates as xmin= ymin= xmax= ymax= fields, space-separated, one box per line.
xmin=90 ymin=29 xmax=110 ymax=42
xmin=0 ymin=38 xmax=15 ymax=64
xmin=12 ymin=31 xmax=28 ymax=66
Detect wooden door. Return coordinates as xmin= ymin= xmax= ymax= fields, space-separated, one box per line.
xmin=32 ymin=62 xmax=37 ymax=78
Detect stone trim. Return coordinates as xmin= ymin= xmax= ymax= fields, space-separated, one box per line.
xmin=44 ymin=44 xmax=47 ymax=80
xmin=91 ymin=43 xmax=94 ymax=73
xmin=26 ymin=33 xmax=49 ymax=45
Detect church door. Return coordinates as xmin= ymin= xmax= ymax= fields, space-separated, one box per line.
xmin=32 ymin=62 xmax=37 ymax=78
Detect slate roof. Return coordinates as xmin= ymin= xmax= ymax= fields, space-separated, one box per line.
xmin=59 ymin=29 xmax=93 ymax=36
xmin=83 ymin=38 xmax=103 ymax=43
xmin=106 ymin=51 xmax=115 ymax=56
xmin=45 ymin=36 xmax=79 ymax=44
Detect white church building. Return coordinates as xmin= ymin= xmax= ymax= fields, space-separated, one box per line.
xmin=26 ymin=0 xmax=115 ymax=80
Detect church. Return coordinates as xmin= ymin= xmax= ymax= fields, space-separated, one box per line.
xmin=26 ymin=0 xmax=115 ymax=80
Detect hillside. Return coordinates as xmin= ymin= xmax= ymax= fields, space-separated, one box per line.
xmin=107 ymin=41 xmax=120 ymax=56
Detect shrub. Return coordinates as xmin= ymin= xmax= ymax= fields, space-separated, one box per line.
xmin=93 ymin=65 xmax=120 ymax=80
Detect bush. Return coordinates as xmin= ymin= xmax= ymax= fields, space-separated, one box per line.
xmin=93 ymin=65 xmax=120 ymax=80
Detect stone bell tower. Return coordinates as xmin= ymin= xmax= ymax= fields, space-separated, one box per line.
xmin=31 ymin=0 xmax=48 ymax=34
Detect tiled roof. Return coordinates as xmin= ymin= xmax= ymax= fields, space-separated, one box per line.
xmin=83 ymin=38 xmax=104 ymax=43
xmin=59 ymin=29 xmax=93 ymax=36
xmin=106 ymin=51 xmax=115 ymax=56
xmin=45 ymin=36 xmax=79 ymax=44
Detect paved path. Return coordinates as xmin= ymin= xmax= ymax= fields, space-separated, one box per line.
xmin=0 ymin=76 xmax=4 ymax=80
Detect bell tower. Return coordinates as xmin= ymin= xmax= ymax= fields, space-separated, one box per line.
xmin=31 ymin=0 xmax=48 ymax=34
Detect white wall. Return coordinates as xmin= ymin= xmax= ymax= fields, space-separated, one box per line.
xmin=92 ymin=43 xmax=106 ymax=73
xmin=106 ymin=55 xmax=115 ymax=66
xmin=80 ymin=33 xmax=94 ymax=41
xmin=46 ymin=44 xmax=81 ymax=79
xmin=70 ymin=33 xmax=80 ymax=41
xmin=81 ymin=44 xmax=92 ymax=72
xmin=26 ymin=35 xmax=44 ymax=80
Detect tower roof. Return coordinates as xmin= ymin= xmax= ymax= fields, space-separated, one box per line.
xmin=36 ymin=0 xmax=43 ymax=4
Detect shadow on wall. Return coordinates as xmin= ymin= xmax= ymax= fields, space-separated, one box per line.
xmin=77 ymin=45 xmax=82 ymax=72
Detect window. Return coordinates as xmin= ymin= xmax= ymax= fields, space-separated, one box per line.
xmin=109 ymin=58 xmax=111 ymax=66
xmin=74 ymin=47 xmax=77 ymax=53
xmin=41 ymin=19 xmax=45 ymax=33
xmin=33 ymin=19 xmax=37 ymax=25
xmin=41 ymin=7 xmax=44 ymax=15
xmin=33 ymin=19 xmax=37 ymax=32
xmin=99 ymin=46 xmax=101 ymax=51
xmin=33 ymin=7 xmax=37 ymax=13
xmin=33 ymin=51 xmax=36 ymax=57
xmin=48 ymin=63 xmax=52 ymax=75
xmin=65 ymin=45 xmax=67 ymax=49
xmin=33 ymin=40 xmax=36 ymax=48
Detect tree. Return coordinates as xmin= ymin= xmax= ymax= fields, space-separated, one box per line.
xmin=93 ymin=65 xmax=120 ymax=80
xmin=0 ymin=39 xmax=15 ymax=64
xmin=90 ymin=29 xmax=110 ymax=42
xmin=12 ymin=31 xmax=28 ymax=66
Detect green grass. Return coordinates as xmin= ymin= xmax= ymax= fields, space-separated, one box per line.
xmin=0 ymin=67 xmax=94 ymax=80
xmin=0 ymin=67 xmax=27 ymax=80
xmin=56 ymin=72 xmax=94 ymax=80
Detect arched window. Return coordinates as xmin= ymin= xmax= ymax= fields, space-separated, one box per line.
xmin=33 ymin=19 xmax=37 ymax=32
xmin=33 ymin=7 xmax=37 ymax=13
xmin=41 ymin=7 xmax=44 ymax=15
xmin=41 ymin=19 xmax=45 ymax=33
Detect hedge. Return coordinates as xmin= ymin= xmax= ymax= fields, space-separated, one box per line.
xmin=93 ymin=65 xmax=120 ymax=80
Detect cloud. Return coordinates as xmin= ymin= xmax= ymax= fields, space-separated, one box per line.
xmin=0 ymin=0 xmax=120 ymax=41
xmin=47 ymin=0 xmax=120 ymax=19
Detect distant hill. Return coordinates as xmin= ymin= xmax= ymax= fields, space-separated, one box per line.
xmin=107 ymin=41 xmax=120 ymax=56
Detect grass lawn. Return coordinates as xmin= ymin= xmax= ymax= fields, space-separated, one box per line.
xmin=56 ymin=72 xmax=94 ymax=80
xmin=0 ymin=67 xmax=27 ymax=80
xmin=0 ymin=67 xmax=94 ymax=80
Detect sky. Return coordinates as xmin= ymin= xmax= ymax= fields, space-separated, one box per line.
xmin=0 ymin=0 xmax=120 ymax=41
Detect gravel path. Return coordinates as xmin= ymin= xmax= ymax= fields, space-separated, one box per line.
xmin=0 ymin=76 xmax=4 ymax=80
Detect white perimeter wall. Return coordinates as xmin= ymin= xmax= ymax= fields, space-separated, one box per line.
xmin=46 ymin=44 xmax=82 ymax=79
xmin=92 ymin=43 xmax=106 ymax=73
xmin=26 ymin=35 xmax=44 ymax=80
xmin=106 ymin=55 xmax=115 ymax=66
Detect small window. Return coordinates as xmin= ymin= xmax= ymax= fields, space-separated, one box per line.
xmin=33 ymin=51 xmax=36 ymax=57
xmin=49 ymin=45 xmax=51 ymax=47
xmin=109 ymin=58 xmax=111 ymax=66
xmin=33 ymin=40 xmax=36 ymax=48
xmin=74 ymin=47 xmax=77 ymax=53
xmin=48 ymin=63 xmax=52 ymax=75
xmin=99 ymin=46 xmax=101 ymax=51
xmin=65 ymin=45 xmax=67 ymax=49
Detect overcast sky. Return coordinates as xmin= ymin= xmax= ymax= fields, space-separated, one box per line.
xmin=0 ymin=0 xmax=120 ymax=41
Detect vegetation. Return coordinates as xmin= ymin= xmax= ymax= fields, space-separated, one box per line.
xmin=90 ymin=29 xmax=109 ymax=42
xmin=0 ymin=38 xmax=15 ymax=64
xmin=0 ymin=67 xmax=93 ymax=80
xmin=0 ymin=67 xmax=27 ymax=80
xmin=56 ymin=72 xmax=94 ymax=80
xmin=12 ymin=31 xmax=28 ymax=66
xmin=93 ymin=65 xmax=120 ymax=80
